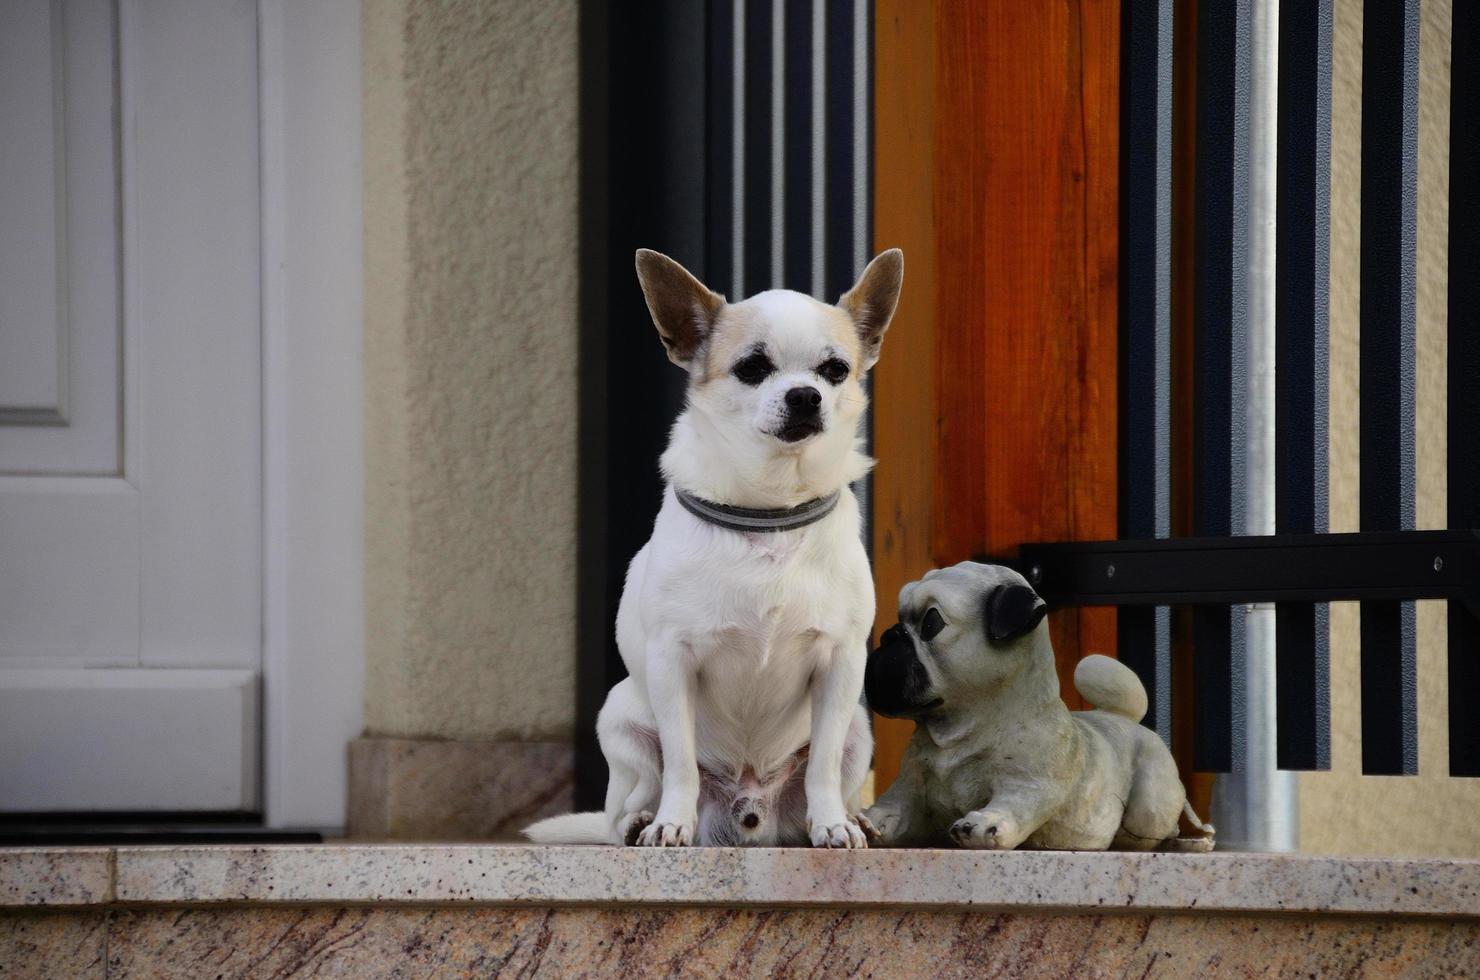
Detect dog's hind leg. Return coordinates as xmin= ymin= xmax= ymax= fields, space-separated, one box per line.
xmin=596 ymin=678 xmax=662 ymax=845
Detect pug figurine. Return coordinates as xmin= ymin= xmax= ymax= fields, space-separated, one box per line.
xmin=862 ymin=561 xmax=1214 ymax=851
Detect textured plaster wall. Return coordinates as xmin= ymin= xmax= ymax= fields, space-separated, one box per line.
xmin=1297 ymin=0 xmax=1480 ymax=857
xmin=362 ymin=0 xmax=579 ymax=740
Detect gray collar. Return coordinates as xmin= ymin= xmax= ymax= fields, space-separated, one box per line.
xmin=674 ymin=486 xmax=842 ymax=533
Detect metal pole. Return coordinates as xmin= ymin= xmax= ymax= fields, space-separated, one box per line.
xmin=1211 ymin=0 xmax=1299 ymax=851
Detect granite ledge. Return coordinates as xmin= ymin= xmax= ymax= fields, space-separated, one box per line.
xmin=3 ymin=845 xmax=1478 ymax=919
xmin=0 ymin=847 xmax=112 ymax=907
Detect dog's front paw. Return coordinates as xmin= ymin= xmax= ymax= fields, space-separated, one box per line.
xmin=635 ymin=817 xmax=693 ymax=847
xmin=808 ymin=815 xmax=869 ymax=849
xmin=619 ymin=810 xmax=654 ymax=846
xmin=854 ymin=812 xmax=883 ymax=846
xmin=950 ymin=810 xmax=1019 ymax=850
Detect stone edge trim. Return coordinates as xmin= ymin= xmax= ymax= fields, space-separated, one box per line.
xmin=3 ymin=846 xmax=1479 ymax=919
xmin=0 ymin=847 xmax=114 ymax=908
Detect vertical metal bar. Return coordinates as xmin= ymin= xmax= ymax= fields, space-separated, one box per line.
xmin=743 ymin=0 xmax=772 ymax=296
xmin=1222 ymin=0 xmax=1296 ymax=850
xmin=823 ymin=0 xmax=855 ymax=301
xmin=771 ymin=0 xmax=785 ymax=288
xmin=1449 ymin=0 xmax=1480 ymax=778
xmin=818 ymin=2 xmax=867 ymax=539
xmin=852 ymin=0 xmax=869 ymax=276
xmin=810 ymin=0 xmax=826 ymax=298
xmin=854 ymin=0 xmax=873 ymax=552
xmin=708 ymin=0 xmax=736 ymax=298
xmin=783 ymin=0 xmax=812 ymax=293
xmin=732 ymin=0 xmax=746 ymax=299
xmin=1191 ymin=0 xmax=1251 ymax=775
xmin=1118 ymin=0 xmax=1173 ymax=745
xmin=1274 ymin=0 xmax=1332 ymax=772
xmin=1358 ymin=0 xmax=1419 ymax=776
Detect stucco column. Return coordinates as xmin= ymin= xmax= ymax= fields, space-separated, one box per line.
xmin=352 ymin=0 xmax=580 ymax=838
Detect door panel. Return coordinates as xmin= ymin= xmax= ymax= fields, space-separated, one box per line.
xmin=0 ymin=478 xmax=139 ymax=666
xmin=0 ymin=669 xmax=257 ymax=812
xmin=129 ymin=0 xmax=262 ymax=668
xmin=0 ymin=0 xmax=121 ymax=470
xmin=0 ymin=0 xmax=66 ymax=420
xmin=0 ymin=0 xmax=263 ymax=811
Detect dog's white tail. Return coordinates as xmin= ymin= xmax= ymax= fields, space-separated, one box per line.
xmin=1073 ymin=654 xmax=1149 ymax=722
xmin=522 ymin=812 xmax=611 ymax=845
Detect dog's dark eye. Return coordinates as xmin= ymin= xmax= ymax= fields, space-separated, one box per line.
xmin=919 ymin=607 xmax=946 ymax=641
xmin=816 ymin=358 xmax=850 ymax=385
xmin=732 ymin=352 xmax=775 ymax=386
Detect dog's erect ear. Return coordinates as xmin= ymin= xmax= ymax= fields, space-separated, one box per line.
xmin=984 ymin=583 xmax=1048 ymax=644
xmin=838 ymin=248 xmax=903 ymax=370
xmin=635 ymin=249 xmax=726 ymax=369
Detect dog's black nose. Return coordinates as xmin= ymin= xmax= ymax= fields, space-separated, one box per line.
xmin=881 ymin=622 xmax=910 ymax=645
xmin=785 ymin=386 xmax=822 ymax=413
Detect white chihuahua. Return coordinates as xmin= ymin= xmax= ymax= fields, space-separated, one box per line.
xmin=526 ymin=247 xmax=903 ymax=847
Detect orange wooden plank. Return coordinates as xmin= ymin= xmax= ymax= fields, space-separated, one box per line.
xmin=871 ymin=0 xmax=1121 ymax=790
xmin=933 ymin=0 xmax=1121 ymax=707
xmin=870 ymin=0 xmax=938 ymax=790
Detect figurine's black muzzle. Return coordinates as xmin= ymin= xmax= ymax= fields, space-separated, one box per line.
xmin=864 ymin=623 xmax=942 ymax=718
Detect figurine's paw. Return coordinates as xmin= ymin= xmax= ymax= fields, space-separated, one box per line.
xmin=808 ymin=815 xmax=869 ymax=849
xmin=854 ymin=812 xmax=883 ymax=846
xmin=950 ymin=810 xmax=1019 ymax=850
xmin=635 ymin=817 xmax=693 ymax=847
xmin=861 ymin=805 xmax=901 ymax=844
xmin=619 ymin=810 xmax=654 ymax=846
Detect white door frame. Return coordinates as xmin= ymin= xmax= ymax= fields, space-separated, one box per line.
xmin=258 ymin=0 xmax=365 ymax=831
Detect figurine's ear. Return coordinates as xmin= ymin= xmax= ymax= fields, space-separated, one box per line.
xmin=985 ymin=583 xmax=1048 ymax=644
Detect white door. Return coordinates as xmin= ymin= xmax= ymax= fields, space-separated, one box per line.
xmin=0 ymin=0 xmax=263 ymax=813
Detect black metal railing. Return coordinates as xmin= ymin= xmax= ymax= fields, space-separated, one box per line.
xmin=1449 ymin=0 xmax=1479 ymax=779
xmin=1076 ymin=0 xmax=1478 ymax=779
xmin=1010 ymin=531 xmax=1480 ymax=777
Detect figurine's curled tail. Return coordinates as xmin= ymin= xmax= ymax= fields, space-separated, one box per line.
xmin=1073 ymin=654 xmax=1149 ymax=722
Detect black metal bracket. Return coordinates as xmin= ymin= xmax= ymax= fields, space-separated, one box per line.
xmin=999 ymin=530 xmax=1480 ymax=618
